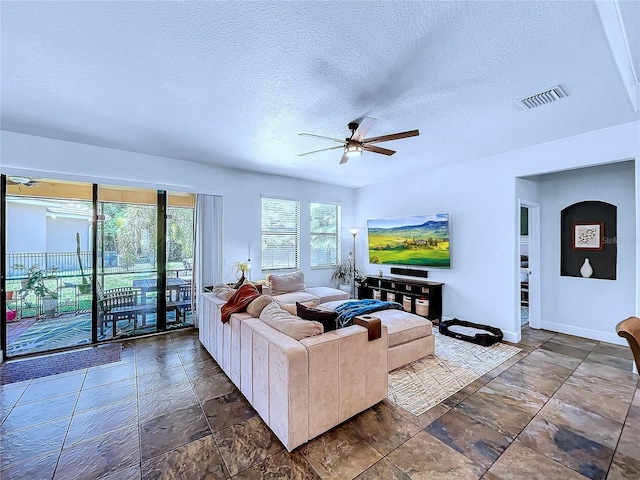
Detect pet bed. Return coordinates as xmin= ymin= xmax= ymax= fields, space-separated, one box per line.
xmin=439 ymin=318 xmax=503 ymax=346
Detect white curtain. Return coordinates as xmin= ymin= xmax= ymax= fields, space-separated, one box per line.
xmin=194 ymin=194 xmax=223 ymax=328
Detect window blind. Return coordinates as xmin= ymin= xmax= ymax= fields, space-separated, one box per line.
xmin=310 ymin=202 xmax=341 ymax=268
xmin=261 ymin=197 xmax=300 ymax=271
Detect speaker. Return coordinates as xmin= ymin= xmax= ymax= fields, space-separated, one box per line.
xmin=390 ymin=267 xmax=428 ymax=278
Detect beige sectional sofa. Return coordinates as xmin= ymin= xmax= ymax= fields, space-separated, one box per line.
xmin=197 ymin=271 xmax=435 ymax=451
xmin=199 ymin=292 xmax=388 ymax=451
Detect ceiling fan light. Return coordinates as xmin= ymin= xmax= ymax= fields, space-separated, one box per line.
xmin=344 ymin=144 xmax=363 ymax=157
xmin=7 ymin=175 xmax=32 ymax=184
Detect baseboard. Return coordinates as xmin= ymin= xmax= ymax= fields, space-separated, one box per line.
xmin=538 ymin=321 xmax=625 ymax=346
xmin=502 ymin=330 xmax=520 ymax=343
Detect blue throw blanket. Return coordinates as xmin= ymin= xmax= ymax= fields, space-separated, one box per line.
xmin=334 ymin=299 xmax=405 ymax=328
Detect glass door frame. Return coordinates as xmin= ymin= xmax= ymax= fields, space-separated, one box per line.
xmin=1 ymin=175 xmax=7 ymax=359
xmin=157 ymin=190 xmax=167 ymax=332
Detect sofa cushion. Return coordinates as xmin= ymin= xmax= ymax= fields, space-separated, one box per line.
xmin=259 ymin=301 xmax=323 ymax=340
xmin=246 ymin=295 xmax=272 ymax=317
xmin=277 ymin=300 xmax=318 ymax=315
xmin=272 ymin=291 xmax=319 ymax=304
xmin=305 ymin=286 xmax=350 ymax=304
xmin=212 ymin=283 xmax=236 ymax=300
xmin=269 ymin=271 xmax=306 ymax=295
xmin=297 ymin=302 xmax=338 ymax=332
xmin=377 ymin=309 xmax=433 ymax=348
xmin=317 ymin=299 xmax=351 ymax=311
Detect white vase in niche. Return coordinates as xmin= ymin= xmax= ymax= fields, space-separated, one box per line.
xmin=580 ymin=258 xmax=593 ymax=278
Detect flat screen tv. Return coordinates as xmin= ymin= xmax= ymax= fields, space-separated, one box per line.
xmin=367 ymin=213 xmax=450 ymax=268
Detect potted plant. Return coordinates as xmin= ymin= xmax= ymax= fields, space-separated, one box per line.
xmin=14 ymin=264 xmax=60 ymax=316
xmin=331 ymin=261 xmax=367 ymax=294
xmin=230 ymin=261 xmax=250 ymax=288
xmin=331 ymin=260 xmax=354 ymax=292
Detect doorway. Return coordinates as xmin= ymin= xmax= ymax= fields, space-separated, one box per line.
xmin=519 ymin=200 xmax=540 ymax=330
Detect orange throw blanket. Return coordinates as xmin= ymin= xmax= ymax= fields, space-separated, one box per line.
xmin=221 ymin=283 xmax=260 ymax=323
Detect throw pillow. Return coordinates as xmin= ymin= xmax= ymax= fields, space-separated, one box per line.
xmin=297 ymin=302 xmax=338 ymax=332
xmin=269 ymin=270 xmax=306 ymax=295
xmin=246 ymin=295 xmax=272 ymax=317
xmin=212 ymin=283 xmax=236 ymax=300
xmin=259 ymin=301 xmax=323 ymax=340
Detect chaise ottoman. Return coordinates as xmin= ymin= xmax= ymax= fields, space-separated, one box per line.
xmin=319 ymin=300 xmax=434 ymax=371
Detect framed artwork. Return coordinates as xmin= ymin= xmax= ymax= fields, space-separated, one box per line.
xmin=572 ymin=222 xmax=604 ymax=250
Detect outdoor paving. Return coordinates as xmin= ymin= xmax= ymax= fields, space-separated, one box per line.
xmin=5 ymin=312 xmax=193 ymax=357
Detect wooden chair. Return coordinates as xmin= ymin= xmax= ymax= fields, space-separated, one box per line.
xmin=167 ymin=284 xmax=192 ymax=323
xmin=99 ymin=287 xmax=140 ymax=336
xmin=615 ymin=316 xmax=640 ymax=372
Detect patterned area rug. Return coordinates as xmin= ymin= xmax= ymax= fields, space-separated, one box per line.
xmin=387 ymin=331 xmax=521 ymax=415
xmin=7 ymin=314 xmax=93 ymax=357
xmin=0 ymin=343 xmax=122 ymax=385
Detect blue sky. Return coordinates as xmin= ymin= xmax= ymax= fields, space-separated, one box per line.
xmin=367 ymin=213 xmax=448 ymax=229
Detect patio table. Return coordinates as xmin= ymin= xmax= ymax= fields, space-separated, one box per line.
xmin=132 ymin=277 xmax=188 ymax=305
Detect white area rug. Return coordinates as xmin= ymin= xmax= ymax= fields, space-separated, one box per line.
xmin=387 ymin=331 xmax=521 ymax=415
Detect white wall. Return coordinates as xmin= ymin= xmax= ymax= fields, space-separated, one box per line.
xmin=1 ymin=131 xmax=356 ymax=287
xmin=537 ymin=162 xmax=636 ymax=343
xmin=356 ymin=121 xmax=639 ymax=343
xmin=516 ymin=178 xmax=540 ymax=205
xmin=6 ymin=202 xmax=46 ymax=253
xmin=46 ymin=217 xmax=90 ymax=253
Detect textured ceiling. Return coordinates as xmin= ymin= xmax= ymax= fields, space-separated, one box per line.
xmin=1 ymin=1 xmax=638 ymax=188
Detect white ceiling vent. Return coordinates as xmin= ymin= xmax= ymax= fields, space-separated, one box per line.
xmin=518 ymin=85 xmax=567 ymax=109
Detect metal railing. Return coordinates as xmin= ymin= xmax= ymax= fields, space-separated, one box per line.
xmin=6 ymin=251 xmax=166 ymax=278
xmin=7 ymin=251 xmax=92 ymax=278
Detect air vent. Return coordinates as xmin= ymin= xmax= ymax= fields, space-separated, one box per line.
xmin=518 ymin=85 xmax=567 ymax=109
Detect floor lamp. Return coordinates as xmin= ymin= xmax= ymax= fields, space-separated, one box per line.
xmin=348 ymin=228 xmax=361 ymax=298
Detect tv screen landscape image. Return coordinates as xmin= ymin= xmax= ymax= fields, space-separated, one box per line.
xmin=367 ymin=213 xmax=450 ymax=268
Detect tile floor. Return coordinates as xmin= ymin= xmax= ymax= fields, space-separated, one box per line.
xmin=0 ymin=327 xmax=639 ymax=479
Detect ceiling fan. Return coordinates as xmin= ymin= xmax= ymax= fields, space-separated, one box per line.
xmin=298 ymin=117 xmax=419 ymax=164
xmin=7 ymin=176 xmax=39 ymax=187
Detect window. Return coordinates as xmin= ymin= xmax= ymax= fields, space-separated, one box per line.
xmin=261 ymin=197 xmax=300 ymax=271
xmin=310 ymin=202 xmax=341 ymax=268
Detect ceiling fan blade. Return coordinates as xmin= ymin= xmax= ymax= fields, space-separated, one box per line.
xmin=363 ymin=144 xmax=396 ymax=156
xmin=351 ymin=116 xmax=376 ymax=141
xmin=299 ymin=133 xmax=345 ymax=143
xmin=298 ymin=145 xmax=344 ymax=157
xmin=339 ymin=152 xmax=350 ymax=164
xmin=363 ymin=129 xmax=420 ymax=144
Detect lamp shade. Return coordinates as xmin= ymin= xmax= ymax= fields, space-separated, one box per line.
xmin=344 ymin=144 xmax=363 ymax=157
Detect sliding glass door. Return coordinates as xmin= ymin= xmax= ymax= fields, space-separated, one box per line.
xmin=96 ymin=185 xmax=160 ymax=340
xmin=3 ymin=178 xmax=94 ymax=357
xmin=1 ymin=175 xmax=197 ymax=359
